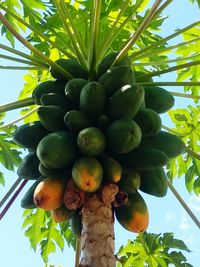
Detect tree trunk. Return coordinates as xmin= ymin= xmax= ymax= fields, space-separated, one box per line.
xmin=79 ymin=184 xmax=118 ymax=267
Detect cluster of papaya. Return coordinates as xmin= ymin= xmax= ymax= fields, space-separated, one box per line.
xmin=13 ymin=51 xmax=185 ymax=235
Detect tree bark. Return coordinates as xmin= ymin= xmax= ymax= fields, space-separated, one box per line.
xmin=79 ymin=184 xmax=118 ymax=267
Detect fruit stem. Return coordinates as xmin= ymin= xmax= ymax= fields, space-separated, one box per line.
xmin=0 ymin=179 xmax=28 ymax=221
xmin=88 ymin=0 xmax=102 ymax=80
xmin=0 ymin=44 xmax=49 ymax=67
xmin=53 ymin=0 xmax=87 ymax=69
xmin=131 ymin=20 xmax=200 ymax=58
xmin=0 ymin=178 xmax=22 ymax=209
xmin=0 ymin=11 xmax=73 ymax=80
xmin=0 ymin=97 xmax=34 ymax=113
xmin=75 ymin=238 xmax=81 ymax=267
xmin=111 ymin=0 xmax=162 ymax=67
xmin=137 ymin=59 xmax=200 ymax=79
xmin=167 ymin=180 xmax=200 ymax=229
xmin=0 ymin=106 xmax=39 ymax=130
xmin=0 ymin=3 xmax=73 ymax=59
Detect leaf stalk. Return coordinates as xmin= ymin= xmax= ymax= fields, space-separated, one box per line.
xmin=0 ymin=97 xmax=34 ymax=113
xmin=112 ymin=0 xmax=163 ymax=66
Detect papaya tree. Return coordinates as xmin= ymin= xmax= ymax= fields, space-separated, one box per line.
xmin=0 ymin=0 xmax=200 ymax=266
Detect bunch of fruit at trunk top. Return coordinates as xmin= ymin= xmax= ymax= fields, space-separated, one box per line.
xmin=13 ymin=52 xmax=185 ymax=234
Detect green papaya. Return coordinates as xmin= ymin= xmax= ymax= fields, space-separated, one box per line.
xmin=17 ymin=152 xmax=41 ymax=180
xmin=13 ymin=121 xmax=49 ymax=150
xmin=38 ymin=162 xmax=69 ymax=177
xmin=96 ymin=114 xmax=110 ymax=130
xmin=36 ymin=131 xmax=79 ymax=169
xmin=97 ymin=51 xmax=132 ymax=77
xmin=140 ymin=131 xmax=185 ymax=158
xmin=80 ymin=81 xmax=106 ymax=119
xmin=70 ymin=210 xmax=82 ymax=238
xmin=64 ymin=110 xmax=91 ymax=132
xmin=50 ymin=58 xmax=88 ymax=80
xmin=65 ymin=78 xmax=88 ymax=106
xmin=21 ymin=176 xmax=45 ymax=209
xmin=144 ymin=86 xmax=175 ymax=113
xmin=98 ymin=65 xmax=135 ymax=96
xmin=77 ymin=127 xmax=106 ymax=157
xmin=37 ymin=105 xmax=66 ymax=131
xmin=119 ymin=168 xmax=141 ymax=194
xmin=98 ymin=155 xmax=122 ymax=183
xmin=117 ymin=147 xmax=169 ymax=170
xmin=134 ymin=71 xmax=153 ymax=82
xmin=106 ymin=84 xmax=144 ymax=120
xmin=106 ymin=119 xmax=142 ymax=154
xmin=32 ymin=80 xmax=66 ymax=105
xmin=40 ymin=93 xmax=73 ymax=111
xmin=140 ymin=167 xmax=168 ymax=197
xmin=115 ymin=191 xmax=149 ymax=233
xmin=134 ymin=108 xmax=162 ymax=135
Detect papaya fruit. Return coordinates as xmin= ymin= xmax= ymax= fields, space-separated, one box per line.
xmin=51 ymin=204 xmax=75 ymax=223
xmin=119 ymin=168 xmax=141 ymax=194
xmin=21 ymin=176 xmax=45 ymax=209
xmin=32 ymin=80 xmax=66 ymax=105
xmin=144 ymin=86 xmax=175 ymax=113
xmin=97 ymin=51 xmax=132 ymax=77
xmin=40 ymin=93 xmax=73 ymax=111
xmin=106 ymin=119 xmax=142 ymax=154
xmin=140 ymin=167 xmax=168 ymax=197
xmin=96 ymin=114 xmax=110 ymax=130
xmin=98 ymin=65 xmax=134 ymax=96
xmin=13 ymin=121 xmax=49 ymax=150
xmin=117 ymin=147 xmax=169 ymax=170
xmin=134 ymin=71 xmax=153 ymax=82
xmin=134 ymin=108 xmax=162 ymax=135
xmin=38 ymin=162 xmax=69 ymax=177
xmin=64 ymin=110 xmax=91 ymax=132
xmin=115 ymin=191 xmax=149 ymax=233
xmin=70 ymin=210 xmax=82 ymax=238
xmin=106 ymin=84 xmax=144 ymax=120
xmin=99 ymin=155 xmax=122 ymax=183
xmin=50 ymin=58 xmax=88 ymax=80
xmin=72 ymin=157 xmax=103 ymax=192
xmin=37 ymin=105 xmax=66 ymax=131
xmin=33 ymin=176 xmax=66 ymax=210
xmin=17 ymin=152 xmax=40 ymax=180
xmin=80 ymin=81 xmax=106 ymax=119
xmin=140 ymin=131 xmax=185 ymax=158
xmin=65 ymin=78 xmax=88 ymax=106
xmin=77 ymin=127 xmax=106 ymax=157
xmin=36 ymin=131 xmax=79 ymax=169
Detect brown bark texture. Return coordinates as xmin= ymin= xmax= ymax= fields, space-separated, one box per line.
xmin=79 ymin=183 xmax=118 ymax=267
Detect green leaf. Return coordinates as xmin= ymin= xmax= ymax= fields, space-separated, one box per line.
xmin=116 ymin=232 xmax=193 ymax=267
xmin=0 ymin=171 xmax=5 ymax=186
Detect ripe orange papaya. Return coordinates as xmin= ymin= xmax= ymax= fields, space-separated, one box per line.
xmin=72 ymin=157 xmax=103 ymax=192
xmin=115 ymin=191 xmax=149 ymax=233
xmin=51 ymin=205 xmax=75 ymax=223
xmin=33 ymin=177 xmax=66 ymax=211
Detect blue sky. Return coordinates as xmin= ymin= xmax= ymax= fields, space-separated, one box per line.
xmin=0 ymin=1 xmax=200 ymax=267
